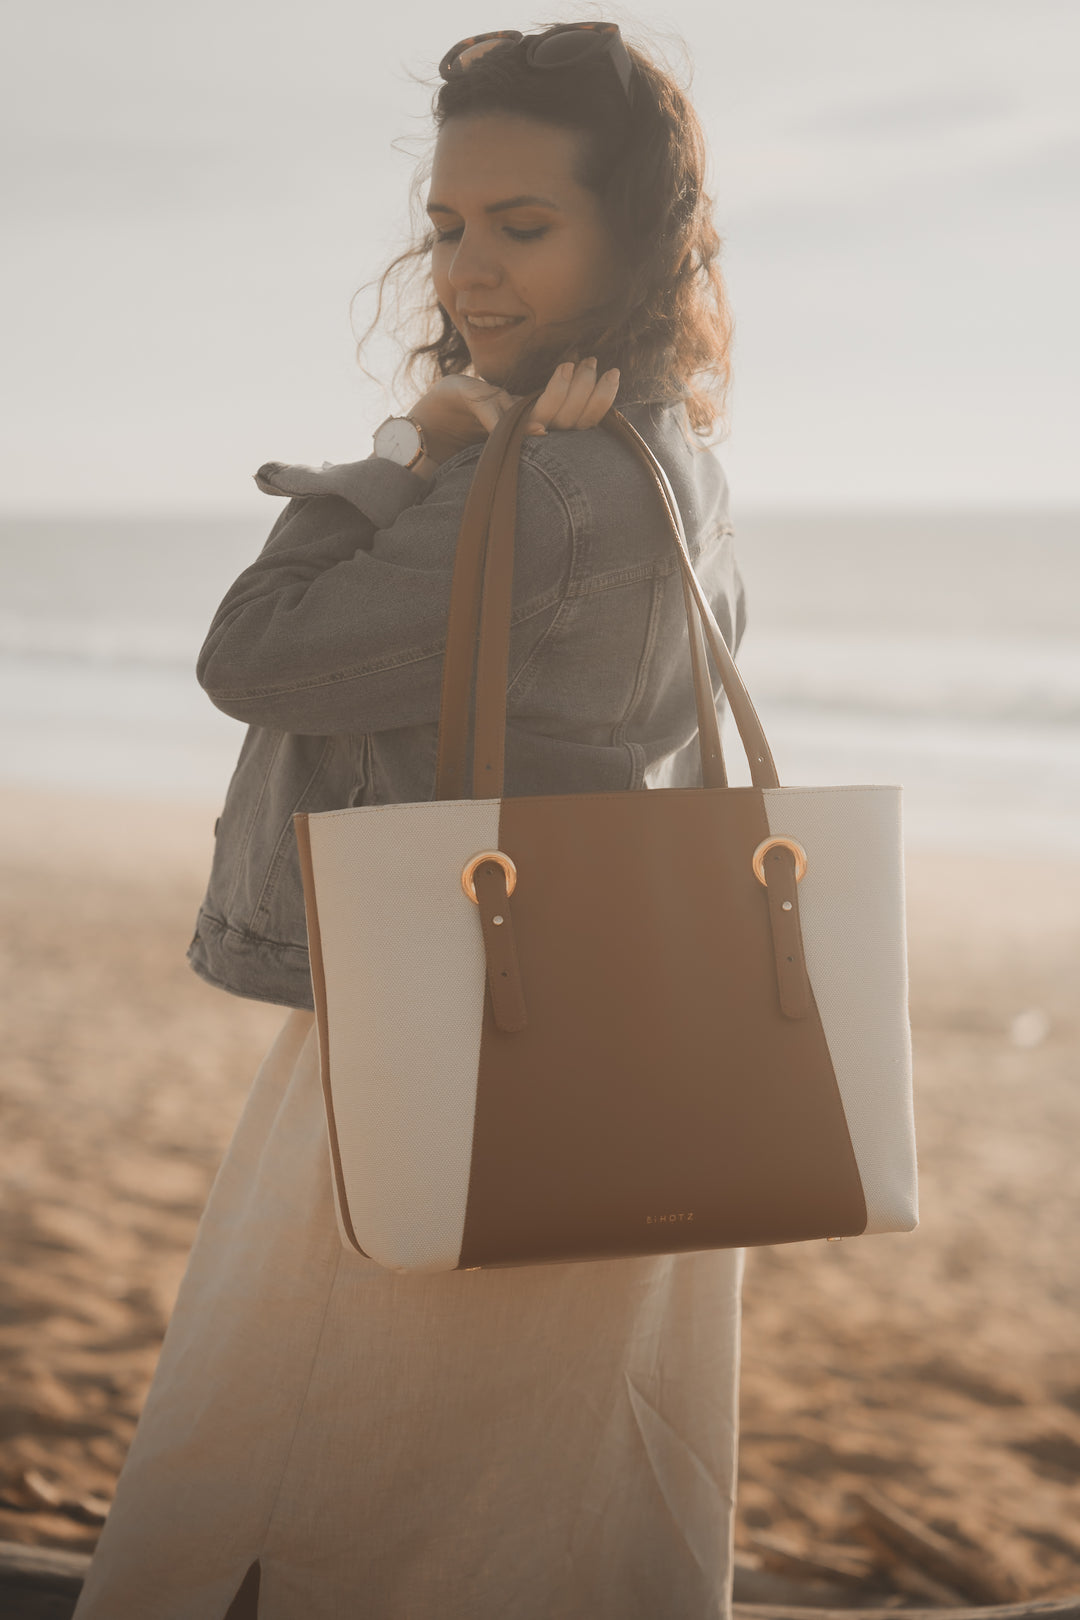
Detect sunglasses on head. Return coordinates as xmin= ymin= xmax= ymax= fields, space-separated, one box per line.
xmin=439 ymin=23 xmax=635 ymax=107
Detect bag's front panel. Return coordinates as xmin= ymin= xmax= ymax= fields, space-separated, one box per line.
xmin=456 ymin=787 xmax=870 ymax=1269
xmin=763 ymin=785 xmax=917 ymax=1234
xmin=308 ymin=799 xmax=501 ymax=1272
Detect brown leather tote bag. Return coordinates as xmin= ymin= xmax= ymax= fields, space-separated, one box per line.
xmin=293 ymin=394 xmax=918 ymax=1274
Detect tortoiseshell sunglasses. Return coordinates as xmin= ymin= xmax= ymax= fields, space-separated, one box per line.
xmin=439 ymin=22 xmax=634 ymax=106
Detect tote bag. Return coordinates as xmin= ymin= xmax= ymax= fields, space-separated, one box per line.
xmin=293 ymin=395 xmax=918 ymax=1274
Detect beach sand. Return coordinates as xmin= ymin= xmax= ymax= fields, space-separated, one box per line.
xmin=1 ymin=784 xmax=1077 ymax=1597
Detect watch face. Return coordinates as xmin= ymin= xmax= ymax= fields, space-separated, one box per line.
xmin=374 ymin=417 xmax=422 ymax=465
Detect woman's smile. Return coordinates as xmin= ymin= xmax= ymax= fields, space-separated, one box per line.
xmin=460 ymin=312 xmax=527 ymax=340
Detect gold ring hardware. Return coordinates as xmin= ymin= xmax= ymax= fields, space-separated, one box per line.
xmin=461 ymin=850 xmax=518 ymax=905
xmin=752 ymin=836 xmax=808 ymax=887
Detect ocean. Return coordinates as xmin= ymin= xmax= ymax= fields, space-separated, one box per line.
xmin=2 ymin=506 xmax=1077 ymax=856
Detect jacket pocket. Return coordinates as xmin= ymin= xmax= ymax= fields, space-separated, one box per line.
xmin=247 ymin=735 xmax=347 ymax=936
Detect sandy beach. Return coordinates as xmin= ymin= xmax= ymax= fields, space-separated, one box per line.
xmin=1 ymin=782 xmax=1078 ymax=1599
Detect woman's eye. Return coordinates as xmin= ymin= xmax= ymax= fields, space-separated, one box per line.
xmin=433 ymin=226 xmax=548 ymax=243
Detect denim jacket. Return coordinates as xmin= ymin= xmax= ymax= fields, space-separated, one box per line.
xmin=187 ymin=400 xmax=746 ymax=1010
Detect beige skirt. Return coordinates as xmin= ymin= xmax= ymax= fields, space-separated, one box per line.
xmin=74 ymin=1008 xmax=744 ymax=1620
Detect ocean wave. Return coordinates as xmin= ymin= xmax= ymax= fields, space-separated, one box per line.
xmin=0 ymin=616 xmax=197 ymax=668
xmin=736 ymin=631 xmax=1080 ymax=727
xmin=4 ymin=618 xmax=1080 ymax=728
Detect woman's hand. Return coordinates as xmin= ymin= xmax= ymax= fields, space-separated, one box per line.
xmin=408 ymin=358 xmax=620 ymax=466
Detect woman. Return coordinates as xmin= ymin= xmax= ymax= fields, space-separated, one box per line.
xmin=75 ymin=23 xmax=747 ymax=1620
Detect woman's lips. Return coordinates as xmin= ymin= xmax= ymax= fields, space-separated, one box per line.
xmin=461 ymin=315 xmax=526 ymax=341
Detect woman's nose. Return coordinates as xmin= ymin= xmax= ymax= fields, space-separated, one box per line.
xmin=446 ymin=234 xmax=502 ymax=290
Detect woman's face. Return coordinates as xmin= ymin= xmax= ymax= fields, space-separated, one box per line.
xmin=427 ymin=113 xmax=619 ymax=385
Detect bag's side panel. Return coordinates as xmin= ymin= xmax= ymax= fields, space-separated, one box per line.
xmin=308 ymin=799 xmax=500 ymax=1272
xmin=294 ymin=812 xmax=367 ymax=1257
xmin=457 ymin=787 xmax=869 ymax=1269
xmin=763 ymin=785 xmax=917 ymax=1234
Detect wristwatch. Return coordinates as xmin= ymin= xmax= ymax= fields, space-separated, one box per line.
xmin=372 ymin=414 xmax=433 ymax=473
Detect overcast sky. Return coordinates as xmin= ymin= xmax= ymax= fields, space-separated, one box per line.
xmin=4 ymin=0 xmax=1078 ymax=511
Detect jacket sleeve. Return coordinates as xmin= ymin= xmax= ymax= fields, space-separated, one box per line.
xmin=196 ymin=446 xmax=574 ymax=735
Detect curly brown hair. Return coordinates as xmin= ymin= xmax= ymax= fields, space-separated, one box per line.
xmin=353 ymin=23 xmax=733 ymax=439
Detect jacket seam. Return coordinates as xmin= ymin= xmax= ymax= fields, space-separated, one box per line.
xmin=222 ymin=730 xmax=286 ymax=916
xmin=249 ymin=736 xmax=337 ymax=928
xmin=436 ymin=439 xmax=590 ymax=580
xmin=505 ymin=472 xmax=582 ymax=699
xmin=610 ymin=573 xmax=665 ymax=779
xmin=566 ymin=556 xmax=679 ymax=595
xmin=195 ymin=908 xmax=310 ymax=957
xmin=206 ymin=588 xmax=564 ymax=703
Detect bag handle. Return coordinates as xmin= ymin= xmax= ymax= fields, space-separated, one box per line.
xmin=433 ymin=403 xmax=518 ymax=800
xmin=435 ymin=393 xmax=779 ymax=799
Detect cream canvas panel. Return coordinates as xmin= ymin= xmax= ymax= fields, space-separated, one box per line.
xmin=308 ymin=798 xmax=500 ymax=1272
xmin=762 ymin=785 xmax=918 ymax=1234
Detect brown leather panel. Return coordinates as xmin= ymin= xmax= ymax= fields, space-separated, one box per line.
xmin=473 ymin=860 xmax=528 ymax=1033
xmin=292 ymin=814 xmax=369 ymax=1258
xmin=223 ymin=1560 xmax=260 ymax=1619
xmin=456 ymin=787 xmax=867 ymax=1269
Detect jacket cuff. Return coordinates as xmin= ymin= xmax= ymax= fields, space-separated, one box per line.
xmin=254 ymin=455 xmax=428 ymax=529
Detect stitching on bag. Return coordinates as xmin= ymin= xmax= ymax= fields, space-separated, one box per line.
xmin=759 ymin=785 xmax=899 ymax=797
xmin=307 ymin=783 xmax=899 ymax=822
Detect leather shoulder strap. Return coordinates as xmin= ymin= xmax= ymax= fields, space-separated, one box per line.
xmin=437 ymin=400 xmax=779 ymax=800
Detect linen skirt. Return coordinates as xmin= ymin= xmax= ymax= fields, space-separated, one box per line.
xmin=74 ymin=1007 xmax=744 ymax=1620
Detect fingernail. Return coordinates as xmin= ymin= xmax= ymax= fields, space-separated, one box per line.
xmin=557 ymin=361 xmax=574 ymax=379
xmin=528 ymin=423 xmax=547 ymax=435
xmin=584 ymin=356 xmax=598 ymax=368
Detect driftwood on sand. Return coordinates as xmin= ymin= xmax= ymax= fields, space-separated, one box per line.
xmin=0 ymin=1450 xmax=1075 ymax=1620
xmin=1 ymin=1538 xmax=1078 ymax=1620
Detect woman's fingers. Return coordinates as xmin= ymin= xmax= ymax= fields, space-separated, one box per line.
xmin=526 ymin=362 xmax=575 ymax=432
xmin=548 ymin=358 xmax=601 ymax=429
xmin=572 ymin=366 xmax=620 ymax=430
xmin=528 ymin=359 xmax=620 ymax=434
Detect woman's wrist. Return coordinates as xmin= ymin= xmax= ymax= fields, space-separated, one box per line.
xmin=406 ymin=397 xmax=488 ymax=467
xmin=410 ymin=451 xmax=440 ymax=482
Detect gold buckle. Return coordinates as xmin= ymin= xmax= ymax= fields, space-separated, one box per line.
xmin=461 ymin=850 xmax=518 ymax=904
xmin=752 ymin=836 xmax=808 ymax=886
